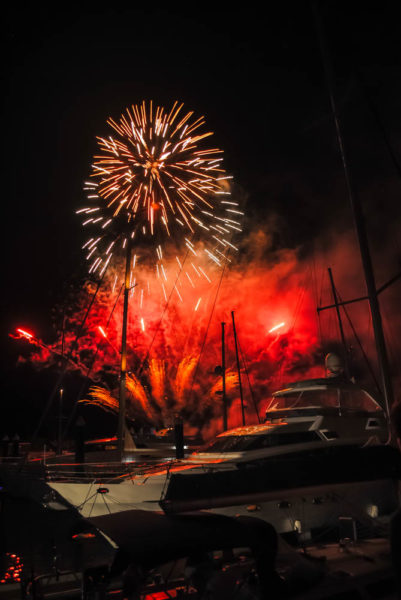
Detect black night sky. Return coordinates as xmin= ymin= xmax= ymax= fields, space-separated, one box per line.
xmin=2 ymin=3 xmax=401 ymax=437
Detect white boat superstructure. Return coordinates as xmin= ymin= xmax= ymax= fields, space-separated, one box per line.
xmin=38 ymin=375 xmax=397 ymax=531
xmin=188 ymin=376 xmax=388 ymax=464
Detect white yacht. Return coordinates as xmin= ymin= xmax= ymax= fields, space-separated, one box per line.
xmin=2 ymin=351 xmax=398 ymax=541
xmin=32 ymin=370 xmax=397 ymax=537
xmin=188 ymin=375 xmax=388 ymax=464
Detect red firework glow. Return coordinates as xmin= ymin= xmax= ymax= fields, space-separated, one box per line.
xmin=14 ymin=228 xmax=401 ymax=438
xmin=12 ymin=232 xmax=319 ymax=434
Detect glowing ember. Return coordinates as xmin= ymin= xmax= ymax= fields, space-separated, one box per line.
xmin=85 ymin=386 xmax=118 ymax=414
xmin=16 ymin=328 xmax=33 ymax=339
xmin=268 ymin=322 xmax=285 ymax=333
xmin=0 ymin=553 xmax=23 ymax=585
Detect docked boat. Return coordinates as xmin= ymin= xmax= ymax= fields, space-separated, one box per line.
xmin=16 ymin=370 xmax=391 ymax=543
xmin=188 ymin=373 xmax=388 ymax=465
xmin=161 ymin=372 xmax=398 ymax=534
xmin=2 ymin=9 xmax=400 ymax=596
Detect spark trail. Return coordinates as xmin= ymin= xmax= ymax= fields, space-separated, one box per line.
xmin=78 ymin=101 xmax=241 ymax=320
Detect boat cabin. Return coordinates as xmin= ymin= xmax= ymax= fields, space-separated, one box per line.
xmin=189 ymin=377 xmax=388 ymax=464
xmin=265 ymin=376 xmax=383 ymax=419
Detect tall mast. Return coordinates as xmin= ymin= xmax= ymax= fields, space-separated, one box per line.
xmin=314 ymin=5 xmax=393 ymax=416
xmin=327 ymin=267 xmax=350 ymax=378
xmin=231 ymin=311 xmax=245 ymax=426
xmin=221 ymin=321 xmax=228 ymax=431
xmin=117 ymin=238 xmax=131 ymax=458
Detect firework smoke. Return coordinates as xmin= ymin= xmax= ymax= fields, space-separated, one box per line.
xmin=14 ymin=220 xmax=400 ymax=438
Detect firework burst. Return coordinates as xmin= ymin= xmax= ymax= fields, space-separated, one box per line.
xmin=78 ymin=100 xmax=241 ymax=280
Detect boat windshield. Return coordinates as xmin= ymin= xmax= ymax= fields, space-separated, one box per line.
xmin=339 ymin=389 xmax=381 ymax=412
xmin=267 ymin=389 xmax=339 ymax=412
xmin=199 ymin=431 xmax=319 ymax=453
xmin=266 ymin=387 xmax=380 ymax=413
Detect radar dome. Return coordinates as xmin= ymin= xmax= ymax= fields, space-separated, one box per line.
xmin=325 ymin=353 xmax=344 ymax=377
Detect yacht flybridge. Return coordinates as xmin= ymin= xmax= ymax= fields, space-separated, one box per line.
xmin=187 ymin=375 xmax=388 ymax=465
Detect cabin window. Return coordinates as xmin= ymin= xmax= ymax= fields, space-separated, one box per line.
xmin=201 ymin=431 xmax=320 ymax=453
xmin=340 ymin=390 xmax=380 ymax=413
xmin=366 ymin=418 xmax=380 ymax=429
xmin=267 ymin=389 xmax=339 ymax=412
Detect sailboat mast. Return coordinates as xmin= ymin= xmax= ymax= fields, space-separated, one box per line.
xmin=231 ymin=311 xmax=246 ymax=426
xmin=117 ymin=238 xmax=131 ymax=458
xmin=221 ymin=321 xmax=228 ymax=431
xmin=328 ymin=267 xmax=350 ymax=378
xmin=314 ymin=5 xmax=393 ymax=416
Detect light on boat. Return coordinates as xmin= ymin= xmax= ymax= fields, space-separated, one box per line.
xmin=367 ymin=504 xmax=379 ymax=518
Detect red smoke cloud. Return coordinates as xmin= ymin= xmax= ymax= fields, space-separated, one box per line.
xmin=15 ymin=225 xmax=400 ymax=438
